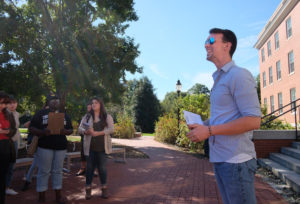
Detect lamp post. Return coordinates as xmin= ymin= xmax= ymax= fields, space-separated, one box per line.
xmin=176 ymin=80 xmax=182 ymax=133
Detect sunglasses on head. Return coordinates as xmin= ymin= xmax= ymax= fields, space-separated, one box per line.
xmin=205 ymin=37 xmax=215 ymax=45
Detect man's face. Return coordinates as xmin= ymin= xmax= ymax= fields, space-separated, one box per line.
xmin=48 ymin=99 xmax=60 ymax=111
xmin=7 ymin=102 xmax=18 ymax=112
xmin=205 ymin=33 xmax=229 ymax=62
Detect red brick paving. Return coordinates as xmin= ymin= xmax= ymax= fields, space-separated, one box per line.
xmin=6 ymin=136 xmax=287 ymax=204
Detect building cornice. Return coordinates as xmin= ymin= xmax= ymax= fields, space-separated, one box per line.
xmin=254 ymin=0 xmax=299 ymax=49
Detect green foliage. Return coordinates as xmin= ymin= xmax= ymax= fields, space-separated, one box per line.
xmin=154 ymin=114 xmax=178 ymax=144
xmin=187 ymin=83 xmax=210 ymax=95
xmin=133 ymin=77 xmax=161 ymax=133
xmin=176 ymin=122 xmax=204 ymax=152
xmin=180 ymin=94 xmax=210 ymax=121
xmin=122 ymin=77 xmax=161 ymax=133
xmin=256 ymin=74 xmax=261 ymax=103
xmin=260 ymin=107 xmax=293 ymax=130
xmin=160 ymin=91 xmax=187 ymax=114
xmin=113 ymin=113 xmax=136 ymax=139
xmin=155 ymin=93 xmax=210 ymax=152
xmin=0 ymin=0 xmax=141 ymax=115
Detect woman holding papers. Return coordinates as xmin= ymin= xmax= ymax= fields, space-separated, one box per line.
xmin=78 ymin=97 xmax=114 ymax=200
xmin=29 ymin=93 xmax=73 ymax=204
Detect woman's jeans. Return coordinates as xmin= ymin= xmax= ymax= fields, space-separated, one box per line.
xmin=6 ymin=140 xmax=18 ymax=187
xmin=213 ymin=158 xmax=257 ymax=204
xmin=36 ymin=147 xmax=66 ymax=192
xmin=25 ymin=153 xmax=38 ymax=182
xmin=86 ymin=151 xmax=107 ymax=186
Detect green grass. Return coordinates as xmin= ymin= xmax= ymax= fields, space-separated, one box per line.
xmin=142 ymin=133 xmax=154 ymax=136
xmin=67 ymin=136 xmax=81 ymax=142
xmin=19 ymin=128 xmax=28 ymax=133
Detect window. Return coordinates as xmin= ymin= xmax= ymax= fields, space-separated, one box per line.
xmin=276 ymin=60 xmax=281 ymax=80
xmin=286 ymin=17 xmax=292 ymax=38
xmin=264 ymin=98 xmax=268 ymax=111
xmin=267 ymin=41 xmax=271 ymax=56
xmin=270 ymin=95 xmax=274 ymax=113
xmin=274 ymin=32 xmax=279 ymax=50
xmin=263 ymin=72 xmax=266 ymax=87
xmin=290 ymin=88 xmax=296 ymax=112
xmin=288 ymin=51 xmax=294 ymax=74
xmin=269 ymin=66 xmax=273 ymax=84
xmin=261 ymin=48 xmax=265 ymax=62
xmin=278 ymin=92 xmax=283 ymax=114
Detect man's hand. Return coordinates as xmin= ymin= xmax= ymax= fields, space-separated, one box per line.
xmin=187 ymin=124 xmax=210 ymax=142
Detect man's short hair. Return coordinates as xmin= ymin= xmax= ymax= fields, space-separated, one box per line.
xmin=209 ymin=28 xmax=237 ymax=57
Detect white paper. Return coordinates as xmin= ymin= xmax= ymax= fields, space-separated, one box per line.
xmin=183 ymin=110 xmax=203 ymax=125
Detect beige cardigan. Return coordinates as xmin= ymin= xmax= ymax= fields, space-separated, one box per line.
xmin=78 ymin=114 xmax=114 ymax=156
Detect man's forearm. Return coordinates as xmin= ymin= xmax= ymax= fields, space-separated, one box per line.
xmin=211 ymin=116 xmax=260 ymax=136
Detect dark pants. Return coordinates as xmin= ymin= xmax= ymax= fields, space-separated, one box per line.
xmin=80 ymin=135 xmax=86 ymax=162
xmin=86 ymin=151 xmax=107 ymax=186
xmin=0 ymin=139 xmax=12 ymax=204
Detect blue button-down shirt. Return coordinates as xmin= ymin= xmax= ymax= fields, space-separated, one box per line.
xmin=209 ymin=61 xmax=261 ymax=163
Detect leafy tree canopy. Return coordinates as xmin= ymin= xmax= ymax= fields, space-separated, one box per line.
xmin=0 ymin=0 xmax=142 ymax=119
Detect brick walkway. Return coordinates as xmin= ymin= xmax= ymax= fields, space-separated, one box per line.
xmin=7 ymin=136 xmax=287 ymax=204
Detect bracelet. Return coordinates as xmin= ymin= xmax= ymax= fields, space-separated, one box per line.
xmin=208 ymin=126 xmax=213 ymax=137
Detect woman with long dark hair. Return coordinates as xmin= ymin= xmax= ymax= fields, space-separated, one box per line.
xmin=0 ymin=91 xmax=16 ymax=204
xmin=78 ymin=97 xmax=114 ymax=200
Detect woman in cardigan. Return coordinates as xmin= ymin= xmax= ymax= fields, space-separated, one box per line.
xmin=78 ymin=97 xmax=114 ymax=200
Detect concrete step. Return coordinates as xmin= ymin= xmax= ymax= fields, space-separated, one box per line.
xmin=270 ymin=153 xmax=300 ymax=174
xmin=258 ymin=158 xmax=300 ymax=193
xmin=281 ymin=147 xmax=300 ymax=160
xmin=292 ymin=141 xmax=300 ymax=149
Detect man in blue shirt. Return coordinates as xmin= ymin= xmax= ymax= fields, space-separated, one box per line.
xmin=187 ymin=28 xmax=261 ymax=204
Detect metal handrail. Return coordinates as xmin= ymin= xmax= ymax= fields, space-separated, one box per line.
xmin=261 ymin=98 xmax=300 ymax=140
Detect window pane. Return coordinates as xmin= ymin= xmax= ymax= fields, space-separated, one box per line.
xmin=267 ymin=41 xmax=272 ymax=56
xmin=263 ymin=72 xmax=266 ymax=87
xmin=288 ymin=51 xmax=294 ymax=73
xmin=275 ymin=32 xmax=279 ymax=49
xmin=269 ymin=67 xmax=273 ymax=84
xmin=270 ymin=95 xmax=274 ymax=112
xmin=276 ymin=61 xmax=281 ymax=80
xmin=261 ymin=48 xmax=265 ymax=62
xmin=290 ymin=88 xmax=296 ymax=111
xmin=278 ymin=92 xmax=283 ymax=114
xmin=286 ymin=17 xmax=292 ymax=38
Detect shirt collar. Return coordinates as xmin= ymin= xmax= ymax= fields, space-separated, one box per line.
xmin=212 ymin=61 xmax=235 ymax=79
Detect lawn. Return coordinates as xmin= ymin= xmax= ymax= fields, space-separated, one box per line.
xmin=142 ymin=133 xmax=154 ymax=136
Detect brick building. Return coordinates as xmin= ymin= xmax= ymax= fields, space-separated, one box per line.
xmin=254 ymin=0 xmax=300 ymax=125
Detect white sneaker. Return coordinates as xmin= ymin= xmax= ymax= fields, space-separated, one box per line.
xmin=6 ymin=188 xmax=18 ymax=195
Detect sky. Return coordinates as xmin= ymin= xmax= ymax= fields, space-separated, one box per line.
xmin=125 ymin=0 xmax=282 ymax=100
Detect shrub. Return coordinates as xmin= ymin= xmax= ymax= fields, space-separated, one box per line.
xmin=260 ymin=107 xmax=294 ymax=130
xmin=176 ymin=122 xmax=204 ymax=152
xmin=154 ymin=114 xmax=178 ymax=144
xmin=113 ymin=113 xmax=136 ymax=139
